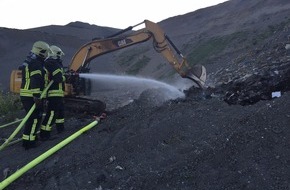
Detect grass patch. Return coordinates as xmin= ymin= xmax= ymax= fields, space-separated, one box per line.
xmin=126 ymin=55 xmax=151 ymax=75
xmin=185 ymin=31 xmax=249 ymax=66
xmin=117 ymin=47 xmax=150 ymax=67
xmin=0 ymin=91 xmax=22 ymax=121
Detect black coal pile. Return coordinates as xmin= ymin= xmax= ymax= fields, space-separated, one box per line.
xmin=1 ymin=74 xmax=290 ymax=189
xmin=202 ymin=38 xmax=290 ymax=106
xmin=219 ymin=61 xmax=290 ymax=105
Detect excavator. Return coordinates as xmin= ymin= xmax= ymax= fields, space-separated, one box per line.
xmin=10 ymin=20 xmax=207 ymax=115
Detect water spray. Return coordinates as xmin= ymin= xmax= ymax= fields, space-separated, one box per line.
xmin=79 ymin=73 xmax=185 ymax=100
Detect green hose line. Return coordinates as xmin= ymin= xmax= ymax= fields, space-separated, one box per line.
xmin=0 ymin=104 xmax=36 ymax=151
xmin=0 ymin=119 xmax=23 ymax=129
xmin=0 ymin=119 xmax=99 ymax=190
xmin=0 ymin=113 xmax=46 ymax=130
xmin=0 ymin=80 xmax=54 ymax=151
xmin=7 ymin=138 xmax=22 ymax=146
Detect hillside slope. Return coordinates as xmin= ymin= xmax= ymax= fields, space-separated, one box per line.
xmin=1 ymin=0 xmax=290 ymax=90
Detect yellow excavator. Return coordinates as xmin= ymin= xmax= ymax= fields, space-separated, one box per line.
xmin=10 ymin=20 xmax=206 ymax=114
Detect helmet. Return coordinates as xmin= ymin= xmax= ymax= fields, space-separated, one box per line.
xmin=49 ymin=45 xmax=65 ymax=59
xmin=31 ymin=41 xmax=50 ymax=58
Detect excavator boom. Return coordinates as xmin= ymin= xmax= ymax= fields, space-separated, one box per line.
xmin=68 ymin=20 xmax=206 ymax=88
xmin=69 ymin=31 xmax=151 ymax=72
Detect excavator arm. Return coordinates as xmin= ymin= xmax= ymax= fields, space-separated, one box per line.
xmin=67 ymin=20 xmax=206 ymax=88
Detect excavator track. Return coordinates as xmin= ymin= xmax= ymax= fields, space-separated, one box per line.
xmin=64 ymin=96 xmax=106 ymax=116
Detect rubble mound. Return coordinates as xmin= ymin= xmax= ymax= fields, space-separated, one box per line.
xmin=136 ymin=87 xmax=185 ymax=108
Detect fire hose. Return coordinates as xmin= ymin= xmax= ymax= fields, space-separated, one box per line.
xmin=0 ymin=80 xmax=54 ymax=151
xmin=0 ymin=117 xmax=102 ymax=190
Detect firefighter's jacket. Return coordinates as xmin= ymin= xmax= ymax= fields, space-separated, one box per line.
xmin=45 ymin=58 xmax=65 ymax=97
xmin=19 ymin=53 xmax=46 ymax=98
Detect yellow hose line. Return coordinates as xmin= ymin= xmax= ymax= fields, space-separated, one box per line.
xmin=0 ymin=119 xmax=23 ymax=129
xmin=0 ymin=81 xmax=54 ymax=151
xmin=0 ymin=119 xmax=99 ymax=190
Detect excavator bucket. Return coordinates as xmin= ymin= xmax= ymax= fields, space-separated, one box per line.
xmin=185 ymin=64 xmax=207 ymax=88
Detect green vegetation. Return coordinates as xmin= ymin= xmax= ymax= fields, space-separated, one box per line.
xmin=252 ymin=27 xmax=275 ymax=46
xmin=158 ymin=69 xmax=176 ymax=80
xmin=0 ymin=91 xmax=22 ymax=121
xmin=184 ymin=19 xmax=290 ymax=67
xmin=117 ymin=47 xmax=150 ymax=67
xmin=156 ymin=62 xmax=166 ymax=70
xmin=184 ymin=31 xmax=249 ymax=66
xmin=126 ymin=55 xmax=151 ymax=75
xmin=116 ymin=46 xmax=152 ymax=75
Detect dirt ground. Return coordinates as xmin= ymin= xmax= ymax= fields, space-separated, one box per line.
xmin=1 ymin=81 xmax=290 ymax=189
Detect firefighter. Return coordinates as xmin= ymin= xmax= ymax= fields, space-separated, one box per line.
xmin=19 ymin=41 xmax=50 ymax=150
xmin=40 ymin=45 xmax=66 ymax=140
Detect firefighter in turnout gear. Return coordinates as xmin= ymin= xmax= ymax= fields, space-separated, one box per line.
xmin=40 ymin=45 xmax=66 ymax=140
xmin=19 ymin=41 xmax=51 ymax=150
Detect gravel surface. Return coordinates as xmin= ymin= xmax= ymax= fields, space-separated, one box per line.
xmin=1 ymin=80 xmax=290 ymax=189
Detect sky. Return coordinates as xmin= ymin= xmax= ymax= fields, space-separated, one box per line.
xmin=0 ymin=0 xmax=228 ymax=30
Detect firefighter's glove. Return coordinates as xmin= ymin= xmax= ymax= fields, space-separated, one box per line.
xmin=33 ymin=96 xmax=42 ymax=109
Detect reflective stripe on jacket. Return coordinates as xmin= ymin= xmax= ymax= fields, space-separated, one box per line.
xmin=19 ymin=54 xmax=46 ymax=97
xmin=45 ymin=58 xmax=65 ymax=97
